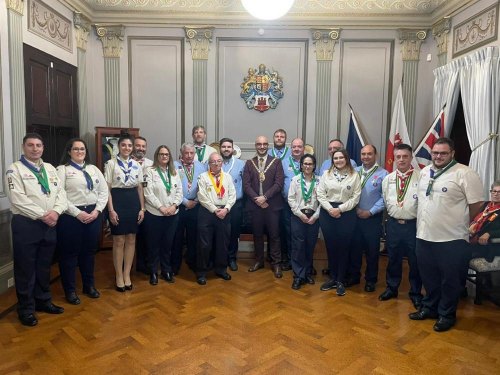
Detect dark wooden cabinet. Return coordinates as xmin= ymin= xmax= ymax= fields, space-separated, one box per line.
xmin=24 ymin=44 xmax=78 ymax=165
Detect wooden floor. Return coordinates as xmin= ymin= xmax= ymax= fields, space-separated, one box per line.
xmin=0 ymin=244 xmax=499 ymax=375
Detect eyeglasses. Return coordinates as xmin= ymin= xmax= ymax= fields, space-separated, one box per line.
xmin=159 ymin=153 xmax=170 ymax=157
xmin=71 ymin=147 xmax=86 ymax=152
xmin=333 ymin=156 xmax=345 ymax=160
xmin=302 ymin=162 xmax=314 ymax=166
xmin=209 ymin=160 xmax=223 ymax=165
xmin=255 ymin=143 xmax=269 ymax=147
xmin=431 ymin=151 xmax=451 ymax=156
xmin=490 ymin=190 xmax=500 ymax=194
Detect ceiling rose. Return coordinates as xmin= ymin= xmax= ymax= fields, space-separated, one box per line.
xmin=241 ymin=0 xmax=295 ymax=21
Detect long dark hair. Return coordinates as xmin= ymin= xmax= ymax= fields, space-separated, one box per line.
xmin=59 ymin=138 xmax=91 ymax=166
xmin=152 ymin=145 xmax=177 ymax=176
xmin=329 ymin=148 xmax=354 ymax=175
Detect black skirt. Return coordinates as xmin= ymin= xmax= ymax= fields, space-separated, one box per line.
xmin=110 ymin=188 xmax=141 ymax=235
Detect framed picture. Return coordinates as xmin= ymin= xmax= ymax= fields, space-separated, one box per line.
xmin=453 ymin=3 xmax=498 ymax=58
xmin=95 ymin=127 xmax=140 ymax=249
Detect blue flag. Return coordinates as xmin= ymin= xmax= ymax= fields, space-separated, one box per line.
xmin=346 ymin=108 xmax=366 ymax=166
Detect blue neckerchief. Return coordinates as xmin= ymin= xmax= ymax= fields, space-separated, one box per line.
xmin=116 ymin=157 xmax=132 ymax=183
xmin=20 ymin=155 xmax=50 ymax=194
xmin=69 ymin=160 xmax=94 ymax=191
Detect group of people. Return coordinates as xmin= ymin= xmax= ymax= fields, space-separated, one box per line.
xmin=6 ymin=127 xmax=499 ymax=332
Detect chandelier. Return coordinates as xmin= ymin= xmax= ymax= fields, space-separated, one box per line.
xmin=241 ymin=0 xmax=295 ymax=21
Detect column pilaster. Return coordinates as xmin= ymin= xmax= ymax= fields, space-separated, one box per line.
xmin=432 ymin=18 xmax=451 ymax=67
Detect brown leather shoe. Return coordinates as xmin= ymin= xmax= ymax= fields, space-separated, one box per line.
xmin=248 ymin=262 xmax=264 ymax=272
xmin=273 ymin=265 xmax=283 ymax=278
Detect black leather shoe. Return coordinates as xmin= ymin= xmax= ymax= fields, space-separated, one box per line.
xmin=19 ymin=313 xmax=38 ymax=327
xmin=82 ymin=286 xmax=100 ymax=298
xmin=321 ymin=268 xmax=330 ymax=275
xmin=65 ymin=292 xmax=81 ymax=305
xmin=378 ymin=289 xmax=398 ymax=301
xmin=197 ymin=277 xmax=207 ymax=285
xmin=364 ymin=283 xmax=376 ymax=292
xmin=150 ymin=273 xmax=158 ymax=285
xmin=248 ymin=262 xmax=264 ymax=272
xmin=410 ymin=296 xmax=423 ymax=310
xmin=305 ymin=276 xmax=315 ymax=285
xmin=124 ymin=284 xmax=133 ymax=291
xmin=273 ymin=265 xmax=283 ymax=278
xmin=229 ymin=260 xmax=238 ymax=271
xmin=115 ymin=285 xmax=126 ymax=293
xmin=344 ymin=278 xmax=360 ymax=287
xmin=162 ymin=272 xmax=175 ymax=283
xmin=320 ymin=279 xmax=338 ymax=291
xmin=281 ymin=262 xmax=292 ymax=271
xmin=310 ymin=267 xmax=317 ymax=276
xmin=216 ymin=272 xmax=232 ymax=281
xmin=292 ymin=278 xmax=302 ymax=290
xmin=433 ymin=317 xmax=455 ymax=332
xmin=36 ymin=302 xmax=64 ymax=314
xmin=409 ymin=309 xmax=438 ymax=321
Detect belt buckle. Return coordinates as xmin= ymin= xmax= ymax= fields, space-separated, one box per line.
xmin=397 ymin=219 xmax=406 ymax=225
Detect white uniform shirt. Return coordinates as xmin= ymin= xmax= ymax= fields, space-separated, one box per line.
xmin=6 ymin=159 xmax=67 ymax=220
xmin=382 ymin=168 xmax=419 ymax=220
xmin=144 ymin=166 xmax=183 ymax=216
xmin=197 ymin=171 xmax=236 ymax=213
xmin=317 ymin=169 xmax=361 ymax=213
xmin=104 ymin=157 xmax=143 ymax=188
xmin=57 ymin=164 xmax=109 ymax=217
xmin=417 ymin=163 xmax=483 ymax=242
xmin=287 ymin=174 xmax=321 ymax=220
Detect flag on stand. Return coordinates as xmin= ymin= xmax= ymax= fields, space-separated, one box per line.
xmin=346 ymin=106 xmax=367 ymax=166
xmin=385 ymin=84 xmax=412 ymax=172
xmin=414 ymin=108 xmax=445 ymax=169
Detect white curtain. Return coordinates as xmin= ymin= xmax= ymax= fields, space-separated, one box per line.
xmin=433 ymin=59 xmax=462 ymax=137
xmin=459 ymin=46 xmax=500 ymax=196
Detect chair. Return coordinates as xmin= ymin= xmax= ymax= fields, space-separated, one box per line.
xmin=467 ymin=238 xmax=500 ymax=305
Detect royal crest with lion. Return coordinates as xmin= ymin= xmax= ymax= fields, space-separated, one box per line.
xmin=240 ymin=64 xmax=284 ymax=112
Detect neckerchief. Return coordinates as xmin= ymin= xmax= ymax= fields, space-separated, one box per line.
xmin=426 ymin=160 xmax=457 ymax=196
xmin=157 ymin=167 xmax=172 ymax=194
xmin=333 ymin=168 xmax=349 ymax=183
xmin=20 ymin=155 xmax=50 ymax=195
xmin=359 ymin=164 xmax=378 ymax=189
xmin=396 ymin=167 xmax=413 ymax=206
xmin=272 ymin=146 xmax=289 ymax=160
xmin=195 ymin=145 xmax=206 ymax=162
xmin=300 ymin=173 xmax=316 ymax=203
xmin=222 ymin=157 xmax=235 ymax=175
xmin=116 ymin=156 xmax=133 ymax=183
xmin=208 ymin=171 xmax=225 ymax=199
xmin=182 ymin=163 xmax=194 ymax=191
xmin=69 ymin=160 xmax=94 ymax=191
xmin=469 ymin=202 xmax=500 ymax=236
xmin=288 ymin=156 xmax=300 ymax=176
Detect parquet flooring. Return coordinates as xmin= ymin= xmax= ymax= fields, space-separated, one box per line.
xmin=0 ymin=244 xmax=499 ymax=374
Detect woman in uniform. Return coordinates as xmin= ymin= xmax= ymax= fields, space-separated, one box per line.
xmin=57 ymin=138 xmax=109 ymax=304
xmin=317 ymin=149 xmax=361 ymax=296
xmin=143 ymin=145 xmax=183 ymax=285
xmin=105 ymin=134 xmax=145 ymax=292
xmin=287 ymin=154 xmax=321 ymax=290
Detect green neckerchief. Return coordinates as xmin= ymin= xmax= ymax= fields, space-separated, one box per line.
xmin=426 ymin=160 xmax=457 ymax=196
xmin=289 ymin=156 xmax=300 ymax=176
xmin=157 ymin=167 xmax=172 ymax=194
xmin=396 ymin=168 xmax=414 ymax=204
xmin=20 ymin=155 xmax=51 ymax=195
xmin=300 ymin=173 xmax=316 ymax=203
xmin=359 ymin=164 xmax=378 ymax=189
xmin=195 ymin=145 xmax=206 ymax=162
xmin=273 ymin=146 xmax=289 ymax=160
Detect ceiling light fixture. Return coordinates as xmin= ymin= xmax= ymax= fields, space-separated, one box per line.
xmin=241 ymin=0 xmax=295 ymax=21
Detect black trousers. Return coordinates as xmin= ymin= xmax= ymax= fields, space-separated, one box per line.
xmin=135 ymin=221 xmax=148 ymax=272
xmin=251 ymin=207 xmax=281 ymax=265
xmin=291 ymin=214 xmax=319 ymax=280
xmin=172 ymin=204 xmax=199 ymax=273
xmin=280 ymin=202 xmax=292 ymax=264
xmin=57 ymin=205 xmax=101 ymax=294
xmin=12 ymin=215 xmax=56 ymax=316
xmin=385 ymin=218 xmax=422 ymax=297
xmin=196 ymin=206 xmax=231 ymax=276
xmin=320 ymin=207 xmax=357 ymax=283
xmin=416 ymin=239 xmax=470 ymax=320
xmin=348 ymin=214 xmax=383 ymax=283
xmin=228 ymin=199 xmax=243 ymax=262
xmin=144 ymin=211 xmax=179 ymax=275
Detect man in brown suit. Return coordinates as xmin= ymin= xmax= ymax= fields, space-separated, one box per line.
xmin=243 ymin=136 xmax=285 ymax=278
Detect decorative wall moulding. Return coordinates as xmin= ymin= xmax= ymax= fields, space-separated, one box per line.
xmin=27 ymin=0 xmax=72 ymax=52
xmin=452 ymin=3 xmax=498 ymax=58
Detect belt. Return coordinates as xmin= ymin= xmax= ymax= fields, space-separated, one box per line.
xmin=215 ymin=205 xmax=226 ymax=209
xmin=390 ymin=217 xmax=416 ymax=225
xmin=301 ymin=208 xmax=315 ymax=218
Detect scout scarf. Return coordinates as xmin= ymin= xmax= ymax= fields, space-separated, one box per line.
xmin=469 ymin=202 xmax=500 ymax=236
xmin=20 ymin=155 xmax=50 ymax=195
xmin=300 ymin=173 xmax=316 ymax=203
xmin=396 ymin=168 xmax=413 ymax=206
xmin=288 ymin=156 xmax=300 ymax=176
xmin=195 ymin=145 xmax=206 ymax=162
xmin=69 ymin=161 xmax=94 ymax=191
xmin=116 ymin=156 xmax=133 ymax=183
xmin=359 ymin=164 xmax=379 ymax=189
xmin=272 ymin=146 xmax=289 ymax=160
xmin=157 ymin=167 xmax=172 ymax=194
xmin=426 ymin=160 xmax=457 ymax=196
xmin=209 ymin=172 xmax=225 ymax=199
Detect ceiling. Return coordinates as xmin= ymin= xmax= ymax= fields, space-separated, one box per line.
xmin=62 ymin=0 xmax=477 ymax=27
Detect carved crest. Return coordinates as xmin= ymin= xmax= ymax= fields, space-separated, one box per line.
xmin=240 ymin=64 xmax=284 ymax=112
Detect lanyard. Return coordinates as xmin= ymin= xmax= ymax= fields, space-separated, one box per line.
xmin=20 ymin=155 xmax=50 ymax=195
xmin=157 ymin=167 xmax=172 ymax=194
xmin=69 ymin=161 xmax=94 ymax=191
xmin=426 ymin=160 xmax=457 ymax=196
